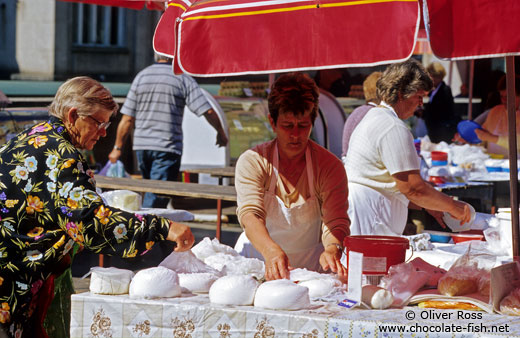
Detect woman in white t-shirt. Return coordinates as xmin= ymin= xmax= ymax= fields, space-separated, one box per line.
xmin=345 ymin=59 xmax=472 ymax=235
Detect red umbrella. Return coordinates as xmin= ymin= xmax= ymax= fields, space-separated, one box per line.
xmin=424 ymin=0 xmax=520 ymax=259
xmin=58 ymin=0 xmax=165 ymax=10
xmin=154 ymin=0 xmax=420 ymax=76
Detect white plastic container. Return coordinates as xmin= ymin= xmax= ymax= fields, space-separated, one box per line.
xmin=495 ymin=208 xmax=514 ymax=256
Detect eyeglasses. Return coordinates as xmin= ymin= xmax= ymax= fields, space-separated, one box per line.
xmin=84 ymin=115 xmax=111 ymax=131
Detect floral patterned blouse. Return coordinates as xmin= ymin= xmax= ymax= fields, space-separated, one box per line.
xmin=0 ymin=117 xmax=170 ymax=334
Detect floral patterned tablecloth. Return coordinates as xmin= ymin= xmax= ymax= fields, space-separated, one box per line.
xmin=70 ymin=292 xmax=520 ymax=338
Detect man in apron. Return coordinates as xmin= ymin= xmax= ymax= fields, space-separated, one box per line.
xmin=234 ymin=73 xmax=350 ymax=281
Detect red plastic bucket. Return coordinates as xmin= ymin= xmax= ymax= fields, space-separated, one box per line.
xmin=343 ymin=236 xmax=409 ymax=275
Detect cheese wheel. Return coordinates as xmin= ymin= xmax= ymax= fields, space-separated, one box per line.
xmin=209 ymin=275 xmax=259 ymax=305
xmin=129 ymin=267 xmax=181 ymax=299
xmin=254 ymin=279 xmax=310 ymax=310
xmin=178 ymin=273 xmax=218 ymax=293
xmin=89 ymin=267 xmax=134 ymax=295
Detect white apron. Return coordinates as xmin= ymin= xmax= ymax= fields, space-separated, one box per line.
xmin=234 ymin=143 xmax=323 ymax=271
xmin=347 ymin=182 xmax=408 ymax=236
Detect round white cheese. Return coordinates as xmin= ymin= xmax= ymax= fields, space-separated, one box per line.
xmin=89 ymin=267 xmax=134 ymax=295
xmin=209 ymin=275 xmax=258 ymax=305
xmin=254 ymin=279 xmax=310 ymax=310
xmin=178 ymin=273 xmax=218 ymax=293
xmin=129 ymin=267 xmax=181 ymax=299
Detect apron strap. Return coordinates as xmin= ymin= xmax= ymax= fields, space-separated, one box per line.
xmin=268 ymin=143 xmax=279 ymax=193
xmin=305 ymin=146 xmax=315 ymax=197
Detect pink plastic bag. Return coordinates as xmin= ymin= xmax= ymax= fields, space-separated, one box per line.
xmin=380 ymin=262 xmax=429 ymax=307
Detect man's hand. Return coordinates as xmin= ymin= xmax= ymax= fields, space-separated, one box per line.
xmin=166 ymin=221 xmax=195 ymax=252
xmin=108 ymin=147 xmax=121 ymax=163
xmin=320 ymin=244 xmax=347 ymax=282
xmin=216 ymin=131 xmax=228 ymax=147
xmin=262 ymin=245 xmax=291 ymax=280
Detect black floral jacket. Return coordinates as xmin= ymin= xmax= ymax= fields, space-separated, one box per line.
xmin=0 ymin=117 xmax=170 ymax=335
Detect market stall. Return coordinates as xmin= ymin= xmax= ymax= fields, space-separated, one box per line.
xmin=69 ymin=236 xmax=520 ymax=338
xmin=70 ymin=292 xmax=519 ymax=338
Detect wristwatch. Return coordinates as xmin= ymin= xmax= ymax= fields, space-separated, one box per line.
xmin=113 ymin=145 xmax=122 ymax=151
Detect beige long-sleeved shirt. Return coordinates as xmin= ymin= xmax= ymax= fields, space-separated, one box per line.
xmin=235 ymin=139 xmax=350 ymax=242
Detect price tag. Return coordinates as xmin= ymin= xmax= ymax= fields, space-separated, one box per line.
xmin=346 ymin=251 xmax=363 ymax=304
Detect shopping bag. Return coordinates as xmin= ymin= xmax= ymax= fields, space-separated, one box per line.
xmin=98 ymin=160 xmax=129 ymax=177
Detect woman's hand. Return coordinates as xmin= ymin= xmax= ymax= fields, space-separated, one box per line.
xmin=262 ymin=245 xmax=291 ymax=280
xmin=448 ymin=200 xmax=473 ymax=225
xmin=474 ymin=128 xmax=498 ymax=143
xmin=320 ymin=244 xmax=347 ymax=282
xmin=452 ymin=132 xmax=466 ymax=144
xmin=166 ymin=220 xmax=195 ymax=252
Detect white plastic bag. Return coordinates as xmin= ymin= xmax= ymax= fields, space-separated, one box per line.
xmin=159 ymin=250 xmax=221 ymax=275
xmin=98 ymin=160 xmax=129 ymax=178
xmin=100 ymin=190 xmax=142 ymax=211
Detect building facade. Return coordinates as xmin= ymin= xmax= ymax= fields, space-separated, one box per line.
xmin=0 ymin=0 xmax=161 ymax=82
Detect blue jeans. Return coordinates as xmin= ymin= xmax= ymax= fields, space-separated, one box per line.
xmin=136 ymin=150 xmax=181 ymax=208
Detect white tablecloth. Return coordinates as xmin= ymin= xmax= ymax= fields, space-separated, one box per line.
xmin=71 ymin=292 xmax=520 ymax=338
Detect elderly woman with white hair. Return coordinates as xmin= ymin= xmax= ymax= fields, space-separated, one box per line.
xmin=0 ymin=77 xmax=194 ymax=338
xmin=345 ymin=59 xmax=473 ymax=236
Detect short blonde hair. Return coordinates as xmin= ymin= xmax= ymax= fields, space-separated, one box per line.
xmin=427 ymin=62 xmax=446 ymax=80
xmin=363 ymin=71 xmax=382 ymax=103
xmin=49 ymin=76 xmax=118 ymax=120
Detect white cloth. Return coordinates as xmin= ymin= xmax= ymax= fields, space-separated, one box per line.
xmin=348 ymin=182 xmax=408 ymax=235
xmin=235 ymin=143 xmax=323 ymax=271
xmin=345 ymin=102 xmax=418 ymax=235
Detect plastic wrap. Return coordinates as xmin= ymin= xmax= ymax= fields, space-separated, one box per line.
xmin=191 ymin=237 xmax=239 ymax=260
xmin=159 ymin=250 xmax=221 ymax=275
xmin=500 ymin=287 xmax=520 ymax=316
xmin=437 ymin=246 xmax=494 ymax=297
xmin=380 ymin=262 xmax=429 ymax=307
xmin=100 ymin=189 xmax=142 ymax=211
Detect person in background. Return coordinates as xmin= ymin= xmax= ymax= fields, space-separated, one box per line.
xmin=345 ymin=59 xmax=472 ymax=236
xmin=455 ymin=83 xmax=469 ymax=98
xmin=108 ymin=53 xmax=228 ymax=208
xmin=341 ymin=71 xmax=382 ymax=159
xmin=480 ymin=75 xmax=520 ymax=156
xmin=0 ymin=77 xmax=194 ymax=338
xmin=474 ymin=128 xmax=520 ymax=153
xmin=314 ymin=69 xmax=351 ymax=97
xmin=234 ymin=73 xmax=349 ymax=281
xmin=423 ymin=62 xmax=458 ymax=143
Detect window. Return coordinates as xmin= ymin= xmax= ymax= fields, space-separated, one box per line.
xmin=73 ymin=4 xmax=126 ymax=47
xmin=0 ymin=2 xmax=6 ymax=49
